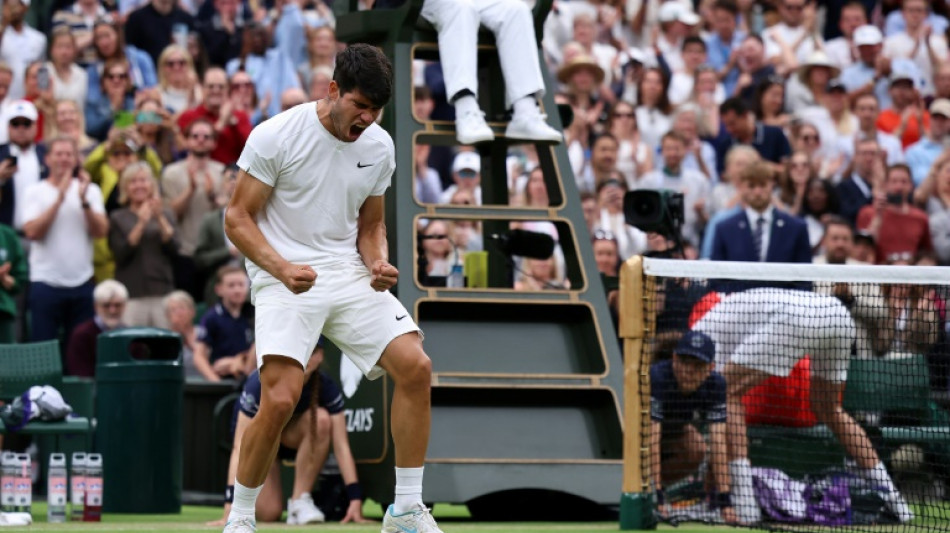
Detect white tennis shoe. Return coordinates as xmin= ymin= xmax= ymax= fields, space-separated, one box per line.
xmin=222 ymin=515 xmax=256 ymax=532
xmin=381 ymin=504 xmax=444 ymax=533
xmin=287 ymin=492 xmax=325 ymax=525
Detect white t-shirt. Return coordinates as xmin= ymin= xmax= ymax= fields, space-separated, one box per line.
xmin=23 ymin=179 xmax=104 ymax=287
xmin=0 ymin=26 xmax=46 ymax=101
xmin=236 ymin=102 xmax=396 ymax=290
xmin=48 ymin=62 xmax=88 ymax=107
xmin=883 ymin=33 xmax=950 ymax=96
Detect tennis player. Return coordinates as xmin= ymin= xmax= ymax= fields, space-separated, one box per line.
xmin=692 ymin=288 xmax=913 ymax=524
xmin=222 ymin=43 xmax=443 ymax=533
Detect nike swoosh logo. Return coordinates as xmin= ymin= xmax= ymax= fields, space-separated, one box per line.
xmin=357 ymin=162 xmax=374 ymax=168
xmin=396 ymin=314 xmax=408 ymax=321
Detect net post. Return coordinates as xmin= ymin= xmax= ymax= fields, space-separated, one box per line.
xmin=618 ymin=255 xmax=656 ymax=530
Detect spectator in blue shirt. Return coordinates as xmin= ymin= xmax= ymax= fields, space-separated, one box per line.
xmin=705 ymin=0 xmax=745 ymax=97
xmin=194 ymin=265 xmax=254 ymax=381
xmin=841 ymin=25 xmax=921 ymax=110
xmin=906 ymin=98 xmax=950 ymax=185
xmin=650 ymin=331 xmax=734 ymax=523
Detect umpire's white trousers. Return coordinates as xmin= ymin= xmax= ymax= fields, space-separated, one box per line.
xmin=421 ymin=0 xmax=546 ymax=107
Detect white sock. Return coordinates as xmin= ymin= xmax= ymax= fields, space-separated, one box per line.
xmin=393 ymin=466 xmax=424 ymax=514
xmin=863 ymin=461 xmax=898 ymax=494
xmin=228 ymin=481 xmax=263 ymax=521
xmin=453 ymin=95 xmax=480 ymax=116
xmin=512 ymin=96 xmax=540 ymax=119
xmin=729 ymin=458 xmax=757 ymax=522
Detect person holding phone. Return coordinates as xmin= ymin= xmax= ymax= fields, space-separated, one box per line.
xmin=856 ymin=163 xmax=934 ymax=264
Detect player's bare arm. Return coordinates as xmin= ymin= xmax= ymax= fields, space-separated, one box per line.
xmin=357 ymin=195 xmax=397 ymax=292
xmin=709 ymin=422 xmax=736 ymax=524
xmin=225 ymin=170 xmax=316 ymax=294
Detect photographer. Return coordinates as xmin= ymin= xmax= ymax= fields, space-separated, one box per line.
xmin=856 ymin=163 xmax=933 ymax=264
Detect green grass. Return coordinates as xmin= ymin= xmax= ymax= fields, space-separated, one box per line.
xmin=3 ymin=502 xmax=759 ymax=533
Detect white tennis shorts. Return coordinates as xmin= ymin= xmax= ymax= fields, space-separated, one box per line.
xmin=253 ymin=262 xmax=421 ymax=379
xmin=692 ymin=288 xmax=856 ymax=383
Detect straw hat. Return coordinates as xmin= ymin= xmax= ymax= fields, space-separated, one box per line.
xmin=557 ymin=54 xmax=606 ymax=85
xmin=797 ymin=51 xmax=841 ymax=84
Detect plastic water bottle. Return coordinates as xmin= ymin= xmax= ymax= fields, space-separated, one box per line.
xmin=0 ymin=451 xmax=15 ymax=512
xmin=70 ymin=452 xmax=86 ymax=521
xmin=47 ymin=453 xmax=67 ymax=523
xmin=82 ymin=453 xmax=102 ymax=522
xmin=446 ymin=263 xmax=464 ymax=288
xmin=14 ymin=453 xmax=31 ymax=513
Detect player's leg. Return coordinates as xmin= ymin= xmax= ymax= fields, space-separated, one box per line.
xmin=226 ymin=356 xmax=305 ymax=529
xmin=282 ymin=407 xmax=332 ymax=524
xmin=255 ymin=460 xmax=284 ymax=522
xmin=721 ymin=362 xmax=770 ymax=524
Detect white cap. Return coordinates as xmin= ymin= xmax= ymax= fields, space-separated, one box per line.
xmin=452 ymin=151 xmax=481 ymax=174
xmin=658 ymin=2 xmax=700 ymax=25
xmin=853 ymin=25 xmax=883 ymax=47
xmin=930 ymin=98 xmax=950 ymax=117
xmin=6 ymin=100 xmax=37 ymax=123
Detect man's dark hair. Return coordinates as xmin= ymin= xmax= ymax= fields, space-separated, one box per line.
xmin=713 ymin=0 xmax=739 ymax=16
xmin=842 ymin=1 xmax=868 ymax=18
xmin=592 ymin=132 xmax=618 ymax=149
xmin=742 ymin=33 xmax=765 ymax=47
xmin=682 ymin=36 xmax=707 ymax=52
xmin=823 ymin=214 xmax=854 ymax=234
xmin=720 ymin=97 xmax=749 ymax=116
xmin=334 ymin=43 xmax=393 ymax=107
xmin=185 ymin=117 xmax=216 ymax=138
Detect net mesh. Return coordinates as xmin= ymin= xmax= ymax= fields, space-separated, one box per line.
xmin=636 ymin=258 xmax=950 ymax=531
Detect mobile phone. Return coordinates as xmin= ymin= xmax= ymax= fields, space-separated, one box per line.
xmin=171 ymin=23 xmax=189 ymax=49
xmin=113 ymin=110 xmax=135 ymax=129
xmin=37 ymin=65 xmax=50 ymax=91
xmin=5 ymin=156 xmax=16 ymax=167
xmin=886 ymin=193 xmax=904 ymax=206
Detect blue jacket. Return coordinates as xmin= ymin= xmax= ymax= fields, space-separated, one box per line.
xmin=711 ymin=208 xmax=811 ymax=291
xmin=0 ymin=143 xmax=48 ymax=228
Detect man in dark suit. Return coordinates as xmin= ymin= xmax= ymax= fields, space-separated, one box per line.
xmin=711 ymin=160 xmax=811 ymax=291
xmin=0 ymin=100 xmax=47 ymax=232
xmin=837 ymin=137 xmax=881 ymax=226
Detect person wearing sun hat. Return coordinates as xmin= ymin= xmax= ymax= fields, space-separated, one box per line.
xmin=786 ymin=50 xmax=841 ymax=113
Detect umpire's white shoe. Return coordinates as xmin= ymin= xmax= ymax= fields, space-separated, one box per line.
xmin=382 ymin=504 xmax=444 ymax=533
xmin=287 ymin=492 xmax=325 ymax=524
xmin=222 ymin=515 xmax=256 ymax=532
xmin=885 ymin=491 xmax=914 ymax=523
xmin=455 ymin=110 xmax=494 ymax=145
xmin=505 ymin=113 xmax=563 ymax=143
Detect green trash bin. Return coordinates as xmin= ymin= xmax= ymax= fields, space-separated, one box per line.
xmin=95 ymin=327 xmax=184 ymax=513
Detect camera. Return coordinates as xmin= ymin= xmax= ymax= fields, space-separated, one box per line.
xmin=623 ymin=189 xmax=685 ymax=237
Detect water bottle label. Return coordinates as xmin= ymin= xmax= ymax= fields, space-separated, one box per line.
xmin=85 ymin=479 xmax=102 ymax=506
xmin=14 ymin=478 xmax=30 ymax=504
xmin=49 ymin=476 xmax=67 ymax=505
xmin=0 ymin=475 xmax=12 ymax=503
xmin=71 ymin=477 xmax=85 ymax=505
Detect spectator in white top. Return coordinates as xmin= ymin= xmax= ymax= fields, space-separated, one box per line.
xmin=823 ymin=1 xmax=867 ymax=69
xmin=668 ymin=37 xmax=713 ymax=106
xmin=654 ymin=1 xmax=700 ymax=75
xmin=785 ymin=50 xmax=839 ymax=114
xmin=46 ymin=27 xmax=88 ymax=107
xmin=639 ymin=131 xmax=710 ymax=246
xmin=841 ymin=24 xmax=922 ymax=110
xmin=0 ymin=0 xmax=46 ymax=101
xmin=440 ymin=151 xmax=482 ymax=205
xmin=571 ymin=12 xmax=618 ymax=88
xmin=656 ymin=104 xmax=717 ymax=182
xmin=421 ymin=0 xmax=562 ymax=145
xmin=763 ymin=0 xmax=822 ymax=67
xmin=23 ymin=136 xmax=107 ymax=342
xmin=883 ymin=0 xmax=950 ymax=97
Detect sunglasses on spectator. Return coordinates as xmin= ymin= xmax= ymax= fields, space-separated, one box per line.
xmin=593 ymin=229 xmax=617 ymax=242
xmin=613 ymin=112 xmax=635 ymax=118
xmin=165 ymin=59 xmax=186 ymax=68
xmin=9 ymin=119 xmax=32 ymax=128
xmin=231 ymin=81 xmax=253 ymax=89
xmin=110 ymin=149 xmax=134 ymax=157
xmin=457 ymin=169 xmax=478 ymax=179
xmin=801 ymin=134 xmax=819 ymax=142
xmin=106 ymin=71 xmax=129 ymax=80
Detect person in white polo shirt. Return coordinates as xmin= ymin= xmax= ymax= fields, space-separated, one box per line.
xmin=0 ymin=0 xmax=46 ymax=101
xmin=22 ymin=135 xmax=107 ymax=343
